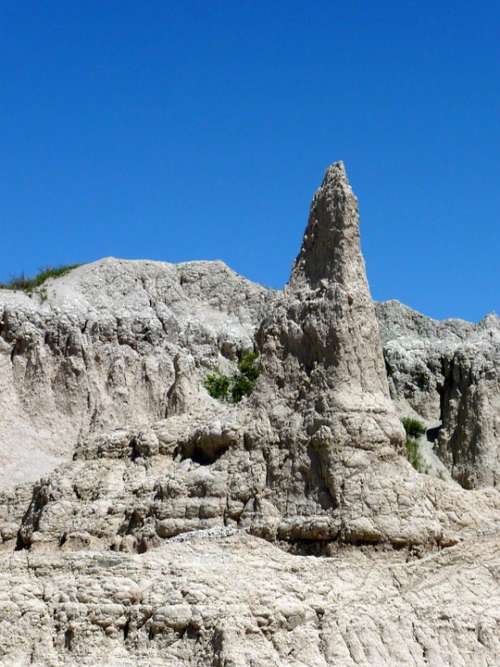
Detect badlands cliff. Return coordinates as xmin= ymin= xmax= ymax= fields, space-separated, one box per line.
xmin=0 ymin=162 xmax=498 ymax=666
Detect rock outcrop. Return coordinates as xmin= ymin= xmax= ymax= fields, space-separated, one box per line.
xmin=2 ymin=530 xmax=499 ymax=667
xmin=0 ymin=162 xmax=499 ymax=666
xmin=0 ymin=259 xmax=272 ymax=487
xmin=378 ymin=300 xmax=500 ymax=489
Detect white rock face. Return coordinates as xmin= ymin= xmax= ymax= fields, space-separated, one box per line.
xmin=0 ymin=259 xmax=272 ymax=486
xmin=378 ymin=300 xmax=500 ymax=488
xmin=1 ymin=532 xmax=499 ymax=667
xmin=0 ymin=162 xmax=499 ymax=665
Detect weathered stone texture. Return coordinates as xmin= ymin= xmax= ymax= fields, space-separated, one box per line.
xmin=1 ymin=531 xmax=499 ymax=667
xmin=378 ymin=300 xmax=500 ymax=488
xmin=0 ymin=162 xmax=499 ymax=665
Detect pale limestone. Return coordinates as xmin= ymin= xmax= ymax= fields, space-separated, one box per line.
xmin=0 ymin=162 xmax=499 ymax=665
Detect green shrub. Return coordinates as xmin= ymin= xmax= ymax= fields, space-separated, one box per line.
xmin=204 ymin=351 xmax=261 ymax=403
xmin=204 ymin=372 xmax=231 ymax=400
xmin=231 ymin=374 xmax=254 ymax=403
xmin=238 ymin=351 xmax=260 ymax=382
xmin=405 ymin=437 xmax=424 ymax=472
xmin=401 ymin=417 xmax=426 ymax=439
xmin=0 ymin=264 xmax=81 ymax=294
xmin=401 ymin=417 xmax=426 ymax=472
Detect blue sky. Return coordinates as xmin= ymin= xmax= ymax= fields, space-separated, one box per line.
xmin=1 ymin=2 xmax=498 ymax=321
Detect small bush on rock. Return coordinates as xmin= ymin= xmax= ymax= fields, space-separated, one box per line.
xmin=402 ymin=417 xmax=426 ymax=439
xmin=231 ymin=373 xmax=254 ymax=403
xmin=204 ymin=351 xmax=260 ymax=403
xmin=405 ymin=436 xmax=424 ymax=472
xmin=237 ymin=351 xmax=260 ymax=382
xmin=204 ymin=372 xmax=231 ymax=400
xmin=402 ymin=417 xmax=426 ymax=472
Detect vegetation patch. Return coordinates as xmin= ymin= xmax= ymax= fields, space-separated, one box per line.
xmin=204 ymin=373 xmax=231 ymax=400
xmin=204 ymin=351 xmax=260 ymax=403
xmin=0 ymin=264 xmax=81 ymax=294
xmin=404 ymin=436 xmax=424 ymax=471
xmin=402 ymin=417 xmax=426 ymax=472
xmin=402 ymin=417 xmax=426 ymax=439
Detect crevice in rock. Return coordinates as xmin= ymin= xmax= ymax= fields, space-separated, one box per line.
xmin=15 ymin=485 xmax=47 ymax=551
xmin=278 ymin=539 xmax=334 ymax=557
xmin=9 ymin=338 xmax=26 ymax=363
xmin=181 ymin=623 xmax=201 ymax=642
xmin=136 ymin=537 xmax=149 ymax=554
xmin=119 ymin=509 xmax=145 ymax=537
xmin=276 ymin=536 xmax=446 ymax=559
xmin=175 ymin=440 xmax=230 ymax=466
xmin=123 ymin=618 xmax=130 ymax=641
xmin=64 ymin=627 xmax=74 ymax=651
xmin=129 ymin=437 xmax=140 ymax=462
xmin=14 ymin=531 xmax=26 ymax=551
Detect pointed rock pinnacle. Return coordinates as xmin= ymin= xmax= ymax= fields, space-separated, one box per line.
xmin=289 ymin=161 xmax=368 ymax=291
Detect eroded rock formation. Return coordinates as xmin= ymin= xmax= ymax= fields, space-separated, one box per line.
xmin=378 ymin=300 xmax=500 ymax=488
xmin=0 ymin=260 xmax=271 ymax=487
xmin=0 ymin=162 xmax=499 ymax=666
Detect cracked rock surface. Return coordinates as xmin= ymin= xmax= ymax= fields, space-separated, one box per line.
xmin=0 ymin=258 xmax=272 ymax=487
xmin=378 ymin=301 xmax=500 ymax=489
xmin=1 ymin=162 xmax=499 ymax=665
xmin=2 ymin=531 xmax=499 ymax=667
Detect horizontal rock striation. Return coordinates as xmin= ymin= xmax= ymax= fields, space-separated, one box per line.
xmin=1 ymin=531 xmax=499 ymax=667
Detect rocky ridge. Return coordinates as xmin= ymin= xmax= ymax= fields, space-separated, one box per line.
xmin=0 ymin=259 xmax=272 ymax=487
xmin=0 ymin=162 xmax=499 ymax=666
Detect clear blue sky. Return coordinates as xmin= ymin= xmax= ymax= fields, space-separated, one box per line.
xmin=1 ymin=2 xmax=498 ymax=321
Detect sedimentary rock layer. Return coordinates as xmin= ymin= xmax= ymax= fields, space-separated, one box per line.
xmin=0 ymin=162 xmax=499 ymax=665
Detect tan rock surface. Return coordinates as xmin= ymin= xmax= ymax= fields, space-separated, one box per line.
xmin=1 ymin=531 xmax=499 ymax=666
xmin=378 ymin=301 xmax=500 ymax=488
xmin=0 ymin=162 xmax=499 ymax=665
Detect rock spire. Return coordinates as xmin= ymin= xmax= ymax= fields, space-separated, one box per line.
xmin=261 ymin=161 xmax=394 ymax=410
xmin=290 ymin=160 xmax=367 ymax=291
